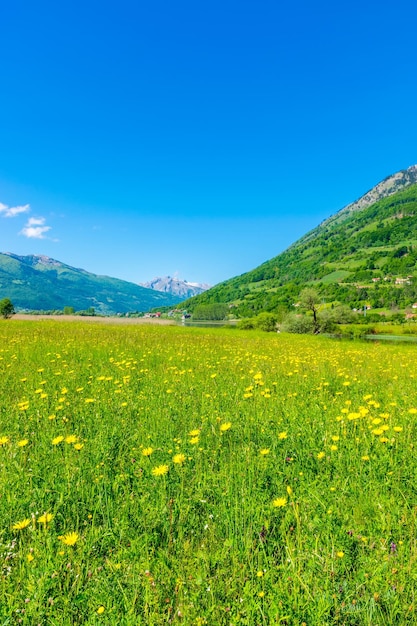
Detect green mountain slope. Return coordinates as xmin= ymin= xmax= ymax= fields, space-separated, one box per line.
xmin=184 ymin=181 xmax=417 ymax=316
xmin=0 ymin=253 xmax=181 ymax=314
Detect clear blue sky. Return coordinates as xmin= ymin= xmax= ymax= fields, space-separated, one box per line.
xmin=1 ymin=0 xmax=417 ymax=286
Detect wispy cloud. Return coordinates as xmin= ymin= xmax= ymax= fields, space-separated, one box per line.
xmin=20 ymin=216 xmax=51 ymax=239
xmin=0 ymin=202 xmax=30 ymax=218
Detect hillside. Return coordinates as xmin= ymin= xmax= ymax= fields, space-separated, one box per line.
xmin=184 ymin=175 xmax=417 ymax=317
xmin=0 ymin=253 xmax=181 ymax=315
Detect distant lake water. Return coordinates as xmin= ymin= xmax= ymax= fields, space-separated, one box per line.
xmin=364 ymin=334 xmax=417 ymax=343
xmin=178 ymin=320 xmax=237 ymax=328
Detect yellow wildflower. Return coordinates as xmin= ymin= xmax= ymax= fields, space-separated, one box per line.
xmin=142 ymin=447 xmax=153 ymax=457
xmin=173 ymin=453 xmax=186 ymax=465
xmin=12 ymin=518 xmax=31 ymax=531
xmin=278 ymin=431 xmax=287 ymax=440
xmin=17 ymin=439 xmax=29 ymax=447
xmin=152 ymin=465 xmax=169 ymax=477
xmin=260 ymin=448 xmax=270 ymax=456
xmin=59 ymin=532 xmax=79 ymax=546
xmin=220 ymin=422 xmax=232 ymax=432
xmin=52 ymin=436 xmax=64 ymax=445
xmin=65 ymin=435 xmax=77 ymax=444
xmin=273 ymin=497 xmax=287 ymax=508
xmin=38 ymin=513 xmax=53 ymax=525
xmin=0 ymin=436 xmax=10 ymax=446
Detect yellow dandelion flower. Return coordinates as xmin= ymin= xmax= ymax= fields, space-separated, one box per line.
xmin=361 ymin=455 xmax=370 ymax=461
xmin=38 ymin=512 xmax=53 ymax=524
xmin=142 ymin=447 xmax=153 ymax=457
xmin=59 ymin=531 xmax=79 ymax=546
xmin=273 ymin=497 xmax=287 ymax=508
xmin=317 ymin=451 xmax=325 ymax=460
xmin=12 ymin=518 xmax=31 ymax=531
xmin=408 ymin=408 xmax=417 ymax=414
xmin=74 ymin=443 xmax=84 ymax=451
xmin=0 ymin=436 xmax=10 ymax=446
xmin=189 ymin=429 xmax=200 ymax=437
xmin=97 ymin=606 xmax=105 ymax=615
xmin=336 ymin=551 xmax=345 ymax=558
xmin=260 ymin=448 xmax=270 ymax=456
xmin=330 ymin=445 xmax=338 ymax=451
xmin=151 ymin=465 xmax=169 ymax=477
xmin=52 ymin=435 xmax=64 ymax=445
xmin=257 ymin=571 xmax=264 ymax=577
xmin=173 ymin=453 xmax=186 ymax=465
xmin=372 ymin=428 xmax=383 ymax=436
xmin=220 ymin=422 xmax=232 ymax=432
xmin=190 ymin=436 xmax=199 ymax=445
xmin=347 ymin=412 xmax=361 ymax=421
xmin=27 ymin=553 xmax=34 ymax=562
xmin=17 ymin=439 xmax=29 ymax=447
xmin=258 ymin=591 xmax=265 ymax=598
xmin=65 ymin=435 xmax=77 ymax=444
xmin=278 ymin=431 xmax=287 ymax=440
xmin=393 ymin=426 xmax=403 ymax=432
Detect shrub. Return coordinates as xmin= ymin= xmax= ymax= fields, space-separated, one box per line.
xmin=254 ymin=312 xmax=278 ymax=332
xmin=281 ymin=313 xmax=314 ymax=334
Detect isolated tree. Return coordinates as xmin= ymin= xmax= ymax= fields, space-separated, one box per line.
xmin=300 ymin=288 xmax=320 ymax=333
xmin=0 ymin=298 xmax=15 ymax=319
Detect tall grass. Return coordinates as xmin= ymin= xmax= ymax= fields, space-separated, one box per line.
xmin=0 ymin=321 xmax=416 ymax=624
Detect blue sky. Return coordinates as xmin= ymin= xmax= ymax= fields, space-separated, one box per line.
xmin=1 ymin=0 xmax=417 ymax=287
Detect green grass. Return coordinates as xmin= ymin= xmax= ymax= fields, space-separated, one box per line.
xmin=0 ymin=320 xmax=417 ymax=625
xmin=319 ymin=270 xmax=351 ymax=284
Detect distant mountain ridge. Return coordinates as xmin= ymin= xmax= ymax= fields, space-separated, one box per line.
xmin=0 ymin=253 xmax=182 ymax=314
xmin=142 ymin=276 xmax=211 ymax=298
xmin=182 ymin=167 xmax=417 ymax=316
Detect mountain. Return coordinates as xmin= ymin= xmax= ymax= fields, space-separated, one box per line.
xmin=0 ymin=253 xmax=182 ymax=314
xmin=142 ymin=276 xmax=211 ymax=298
xmin=183 ymin=166 xmax=417 ymax=316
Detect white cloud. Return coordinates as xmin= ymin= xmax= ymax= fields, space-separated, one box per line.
xmin=20 ymin=216 xmax=51 ymax=239
xmin=0 ymin=202 xmax=30 ymax=218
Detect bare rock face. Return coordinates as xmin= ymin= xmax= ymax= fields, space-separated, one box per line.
xmin=331 ymin=165 xmax=417 ymax=224
xmin=142 ymin=276 xmax=211 ymax=298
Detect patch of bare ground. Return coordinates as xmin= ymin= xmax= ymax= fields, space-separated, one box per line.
xmin=12 ymin=314 xmax=175 ymax=325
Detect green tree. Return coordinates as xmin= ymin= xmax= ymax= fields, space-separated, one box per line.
xmin=193 ymin=303 xmax=228 ymax=321
xmin=0 ymin=298 xmax=15 ymax=319
xmin=300 ymin=288 xmax=320 ymax=333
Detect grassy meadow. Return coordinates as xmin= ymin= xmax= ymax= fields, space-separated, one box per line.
xmin=1 ymin=320 xmax=417 ymax=625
